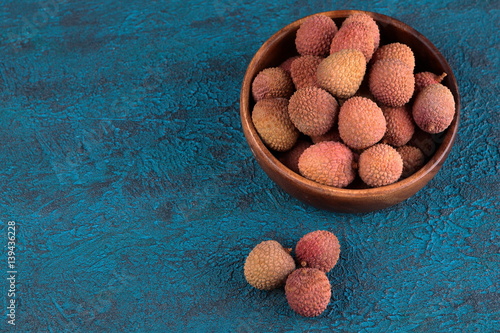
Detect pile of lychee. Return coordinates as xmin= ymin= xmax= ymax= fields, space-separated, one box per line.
xmin=251 ymin=13 xmax=456 ymax=188
xmin=244 ymin=230 xmax=340 ymax=317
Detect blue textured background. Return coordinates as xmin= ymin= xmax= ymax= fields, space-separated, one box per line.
xmin=0 ymin=0 xmax=499 ymax=332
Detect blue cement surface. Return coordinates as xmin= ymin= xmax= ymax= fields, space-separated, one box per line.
xmin=0 ymin=0 xmax=499 ymax=332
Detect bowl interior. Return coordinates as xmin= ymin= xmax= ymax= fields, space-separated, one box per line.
xmin=240 ymin=10 xmax=460 ymax=213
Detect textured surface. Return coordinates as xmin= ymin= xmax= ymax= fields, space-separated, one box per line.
xmin=0 ymin=0 xmax=498 ymax=332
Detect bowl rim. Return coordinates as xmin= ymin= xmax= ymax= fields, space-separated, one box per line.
xmin=240 ymin=10 xmax=460 ymax=201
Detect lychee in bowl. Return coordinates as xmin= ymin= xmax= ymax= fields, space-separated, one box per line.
xmin=239 ymin=10 xmax=460 ymax=213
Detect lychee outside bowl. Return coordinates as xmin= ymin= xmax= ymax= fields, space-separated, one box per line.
xmin=240 ymin=10 xmax=460 ymax=213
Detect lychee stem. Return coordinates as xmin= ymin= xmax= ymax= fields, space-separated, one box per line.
xmin=437 ymin=72 xmax=447 ymax=83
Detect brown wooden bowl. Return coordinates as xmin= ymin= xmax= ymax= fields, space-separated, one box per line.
xmin=240 ymin=10 xmax=460 ymax=213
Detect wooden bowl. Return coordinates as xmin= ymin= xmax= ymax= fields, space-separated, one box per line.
xmin=240 ymin=10 xmax=460 ymax=213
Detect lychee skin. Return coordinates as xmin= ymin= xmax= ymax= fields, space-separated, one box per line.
xmin=279 ymin=56 xmax=300 ymax=74
xmin=285 ymin=268 xmax=331 ymax=317
xmin=252 ymin=98 xmax=299 ymax=152
xmin=338 ymin=96 xmax=386 ymax=150
xmin=369 ymin=58 xmax=415 ymax=107
xmin=381 ymin=105 xmax=415 ymax=147
xmin=298 ymin=141 xmax=356 ymax=188
xmin=359 ymin=143 xmax=404 ymax=187
xmin=244 ymin=240 xmax=296 ymax=290
xmin=414 ymin=71 xmax=447 ymax=93
xmin=412 ymin=83 xmax=455 ymax=134
xmin=290 ymin=55 xmax=323 ymax=90
xmin=278 ymin=140 xmax=312 ymax=174
xmin=397 ymin=145 xmax=426 ymax=178
xmin=342 ymin=12 xmax=380 ymax=50
xmin=252 ymin=67 xmax=294 ymax=101
xmin=371 ymin=42 xmax=415 ymax=70
xmin=330 ymin=21 xmax=376 ymax=62
xmin=408 ymin=128 xmax=437 ymax=158
xmin=295 ymin=230 xmax=341 ymax=273
xmin=310 ymin=126 xmax=341 ymax=144
xmin=288 ymin=87 xmax=339 ymax=137
xmin=296 ymin=14 xmax=338 ymax=57
xmin=317 ymin=49 xmax=367 ymax=99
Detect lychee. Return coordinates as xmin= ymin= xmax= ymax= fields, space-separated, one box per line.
xmin=369 ymin=58 xmax=415 ymax=107
xmin=295 ymin=230 xmax=341 ymax=273
xmin=358 ymin=143 xmax=403 ymax=187
xmin=338 ymin=96 xmax=386 ymax=150
xmin=298 ymin=141 xmax=356 ymax=188
xmin=412 ymin=83 xmax=455 ymax=134
xmin=285 ymin=268 xmax=331 ymax=317
xmin=288 ymin=87 xmax=339 ymax=136
xmin=317 ymin=49 xmax=366 ymax=99
xmin=244 ymin=240 xmax=296 ymax=290
xmin=252 ymin=98 xmax=299 ymax=152
xmin=295 ymin=14 xmax=338 ymax=57
xmin=252 ymin=67 xmax=294 ymax=101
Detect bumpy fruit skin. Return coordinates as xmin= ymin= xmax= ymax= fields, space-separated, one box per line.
xmin=285 ymin=268 xmax=331 ymax=317
xmin=278 ymin=140 xmax=312 ymax=174
xmin=412 ymin=83 xmax=455 ymax=134
xmin=330 ymin=21 xmax=376 ymax=62
xmin=369 ymin=58 xmax=415 ymax=107
xmin=338 ymin=97 xmax=386 ymax=150
xmin=298 ymin=141 xmax=355 ymax=188
xmin=244 ymin=240 xmax=296 ymax=290
xmin=290 ymin=55 xmax=323 ymax=89
xmin=414 ymin=71 xmax=447 ymax=92
xmin=252 ymin=67 xmax=294 ymax=101
xmin=295 ymin=230 xmax=340 ymax=273
xmin=317 ymin=49 xmax=366 ymax=99
xmin=371 ymin=42 xmax=415 ymax=70
xmin=279 ymin=56 xmax=300 ymax=74
xmin=311 ymin=126 xmax=341 ymax=144
xmin=359 ymin=143 xmax=403 ymax=187
xmin=397 ymin=145 xmax=426 ymax=178
xmin=252 ymin=98 xmax=299 ymax=152
xmin=408 ymin=128 xmax=438 ymax=158
xmin=295 ymin=14 xmax=338 ymax=57
xmin=342 ymin=12 xmax=380 ymax=50
xmin=381 ymin=105 xmax=415 ymax=147
xmin=288 ymin=87 xmax=339 ymax=136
